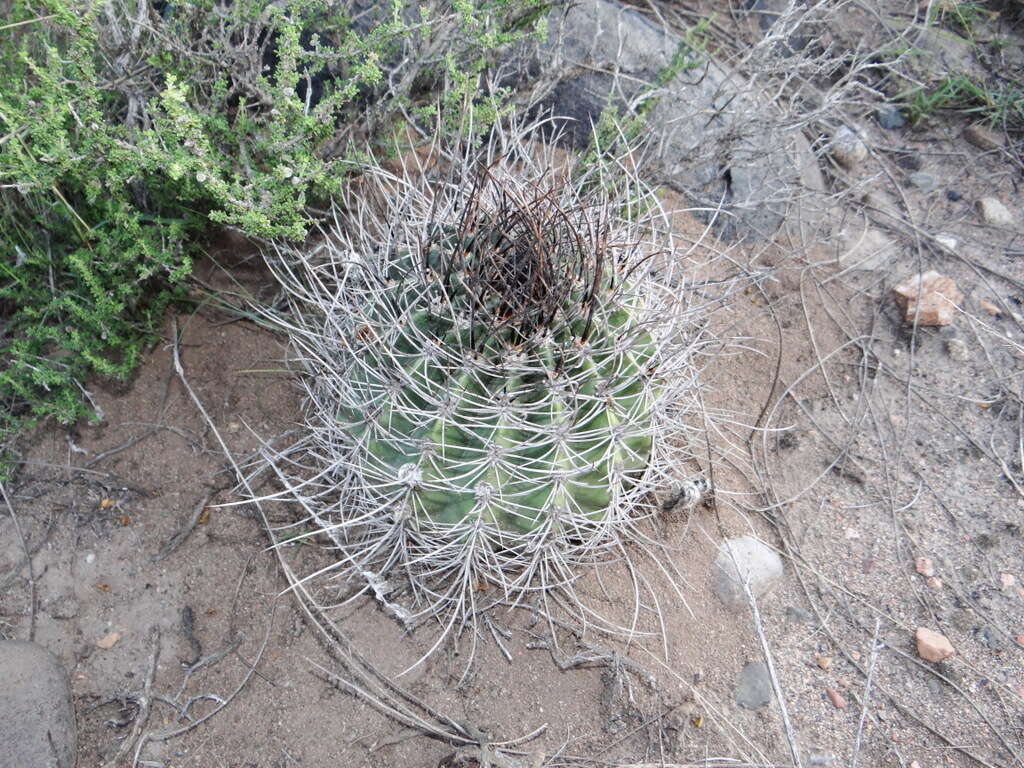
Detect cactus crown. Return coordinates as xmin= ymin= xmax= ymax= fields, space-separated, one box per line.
xmin=414 ymin=166 xmax=613 ymax=353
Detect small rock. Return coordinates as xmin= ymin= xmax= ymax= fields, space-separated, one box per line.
xmin=963 ymin=123 xmax=1003 ymax=152
xmin=0 ymin=640 xmax=77 ymax=768
xmin=934 ymin=233 xmax=958 ymax=251
xmin=44 ymin=595 xmax=80 ymax=620
xmin=1000 ymin=573 xmax=1016 ymax=589
xmin=926 ymin=676 xmax=944 ymax=697
xmin=915 ymin=557 xmax=935 ymax=577
xmin=980 ymin=299 xmax=1002 ymax=317
xmin=825 ymin=688 xmax=847 ymax=709
xmin=735 ymin=662 xmax=773 ymax=710
xmin=893 ymin=271 xmax=963 ymax=326
xmin=831 ymin=126 xmax=868 ymax=169
xmin=96 ymin=632 xmax=122 ymax=650
xmin=916 ymin=627 xmax=955 ymax=662
xmin=927 ymin=576 xmax=944 ymax=589
xmin=976 ymin=626 xmax=1005 ymax=651
xmin=876 ymin=105 xmax=906 ymax=130
xmin=84 ymin=552 xmax=96 ymax=564
xmin=977 ymin=197 xmax=1015 ymax=227
xmin=946 ymin=189 xmax=962 ymax=202
xmin=711 ymin=536 xmax=784 ymax=611
xmin=816 ymin=655 xmax=833 ymax=671
xmin=946 ymin=339 xmax=968 ymax=362
xmin=850 ymin=651 xmax=861 ymax=662
xmin=908 ymin=171 xmax=936 ymax=193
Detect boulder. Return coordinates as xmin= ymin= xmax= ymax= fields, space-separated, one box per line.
xmin=0 ymin=640 xmax=76 ymax=768
xmin=513 ymin=0 xmax=823 ymax=241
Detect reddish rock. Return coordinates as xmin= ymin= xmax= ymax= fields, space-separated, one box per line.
xmin=826 ymin=687 xmax=848 ymax=709
xmin=915 ymin=557 xmax=935 ymax=577
xmin=916 ymin=627 xmax=955 ymax=662
xmin=893 ymin=271 xmax=963 ymax=326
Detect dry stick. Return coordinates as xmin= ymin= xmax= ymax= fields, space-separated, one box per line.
xmin=99 ymin=627 xmax=159 ymax=768
xmin=152 ymin=491 xmax=213 ymax=563
xmin=850 ymin=619 xmax=881 ymax=768
xmin=739 ymin=578 xmax=802 ymax=768
xmin=1 ymin=482 xmax=37 ymax=642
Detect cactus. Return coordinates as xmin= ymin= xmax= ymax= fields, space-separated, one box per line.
xmin=263 ymin=121 xmax=706 ymax=640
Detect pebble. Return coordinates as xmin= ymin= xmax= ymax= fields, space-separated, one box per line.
xmin=915 ymin=557 xmax=935 ymax=577
xmin=893 ymin=271 xmax=963 ymax=327
xmin=735 ymin=662 xmax=773 ymax=710
xmin=825 ymin=688 xmax=847 ymax=709
xmin=876 ymin=105 xmax=906 ymax=130
xmin=946 ymin=339 xmax=968 ymax=362
xmin=977 ymin=197 xmax=1015 ymax=227
xmin=916 ymin=627 xmax=955 ymax=662
xmin=816 ymin=655 xmax=833 ymax=671
xmin=84 ymin=552 xmax=96 ymax=564
xmin=96 ymin=632 xmax=121 ymax=650
xmin=963 ymin=123 xmax=1003 ymax=152
xmin=710 ymin=536 xmax=784 ymax=611
xmin=831 ymin=126 xmax=868 ymax=169
xmin=927 ymin=576 xmax=944 ymax=589
xmin=934 ymin=233 xmax=958 ymax=251
xmin=946 ymin=189 xmax=962 ymax=202
xmin=0 ymin=640 xmax=77 ymax=768
xmin=1000 ymin=573 xmax=1016 ymax=589
xmin=44 ymin=595 xmax=80 ymax=620
xmin=980 ymin=299 xmax=1002 ymax=317
xmin=908 ymin=171 xmax=936 ymax=193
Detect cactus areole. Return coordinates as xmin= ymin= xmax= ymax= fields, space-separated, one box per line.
xmin=337 ymin=167 xmax=661 ymax=539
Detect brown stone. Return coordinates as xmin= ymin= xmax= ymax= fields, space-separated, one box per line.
xmin=893 ymin=271 xmax=963 ymax=326
xmin=980 ymin=299 xmax=1002 ymax=317
xmin=825 ymin=687 xmax=847 ymax=709
xmin=963 ymin=123 xmax=1003 ymax=152
xmin=915 ymin=627 xmax=955 ymax=662
xmin=915 ymin=556 xmax=935 ymax=577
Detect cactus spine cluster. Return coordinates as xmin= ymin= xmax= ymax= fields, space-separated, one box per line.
xmin=265 ymin=122 xmax=703 ymax=634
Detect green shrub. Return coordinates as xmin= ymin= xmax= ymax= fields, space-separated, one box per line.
xmin=0 ymin=0 xmax=548 ymax=468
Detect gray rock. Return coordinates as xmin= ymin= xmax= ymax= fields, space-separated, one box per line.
xmin=876 ymin=106 xmax=906 ymax=130
xmin=830 ymin=126 xmax=868 ymax=170
xmin=908 ymin=171 xmax=936 ymax=194
xmin=735 ymin=661 xmax=773 ymax=709
xmin=44 ymin=595 xmax=79 ymax=620
xmin=744 ymin=0 xmax=811 ymax=53
xmin=517 ymin=0 xmax=823 ymax=242
xmin=977 ymin=197 xmax=1015 ymax=227
xmin=0 ymin=640 xmax=76 ymax=768
xmin=711 ymin=535 xmax=784 ymax=610
xmin=946 ymin=338 xmax=969 ymax=362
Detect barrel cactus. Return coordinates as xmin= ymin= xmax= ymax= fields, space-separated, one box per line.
xmin=264 ymin=121 xmax=706 ymax=638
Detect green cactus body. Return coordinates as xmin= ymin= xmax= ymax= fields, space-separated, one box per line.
xmin=341 ymin=241 xmax=658 ymax=535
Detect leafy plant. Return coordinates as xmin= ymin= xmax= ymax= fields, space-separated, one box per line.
xmin=901 ymin=73 xmax=1024 ymax=129
xmin=0 ymin=0 xmax=548 ymax=470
